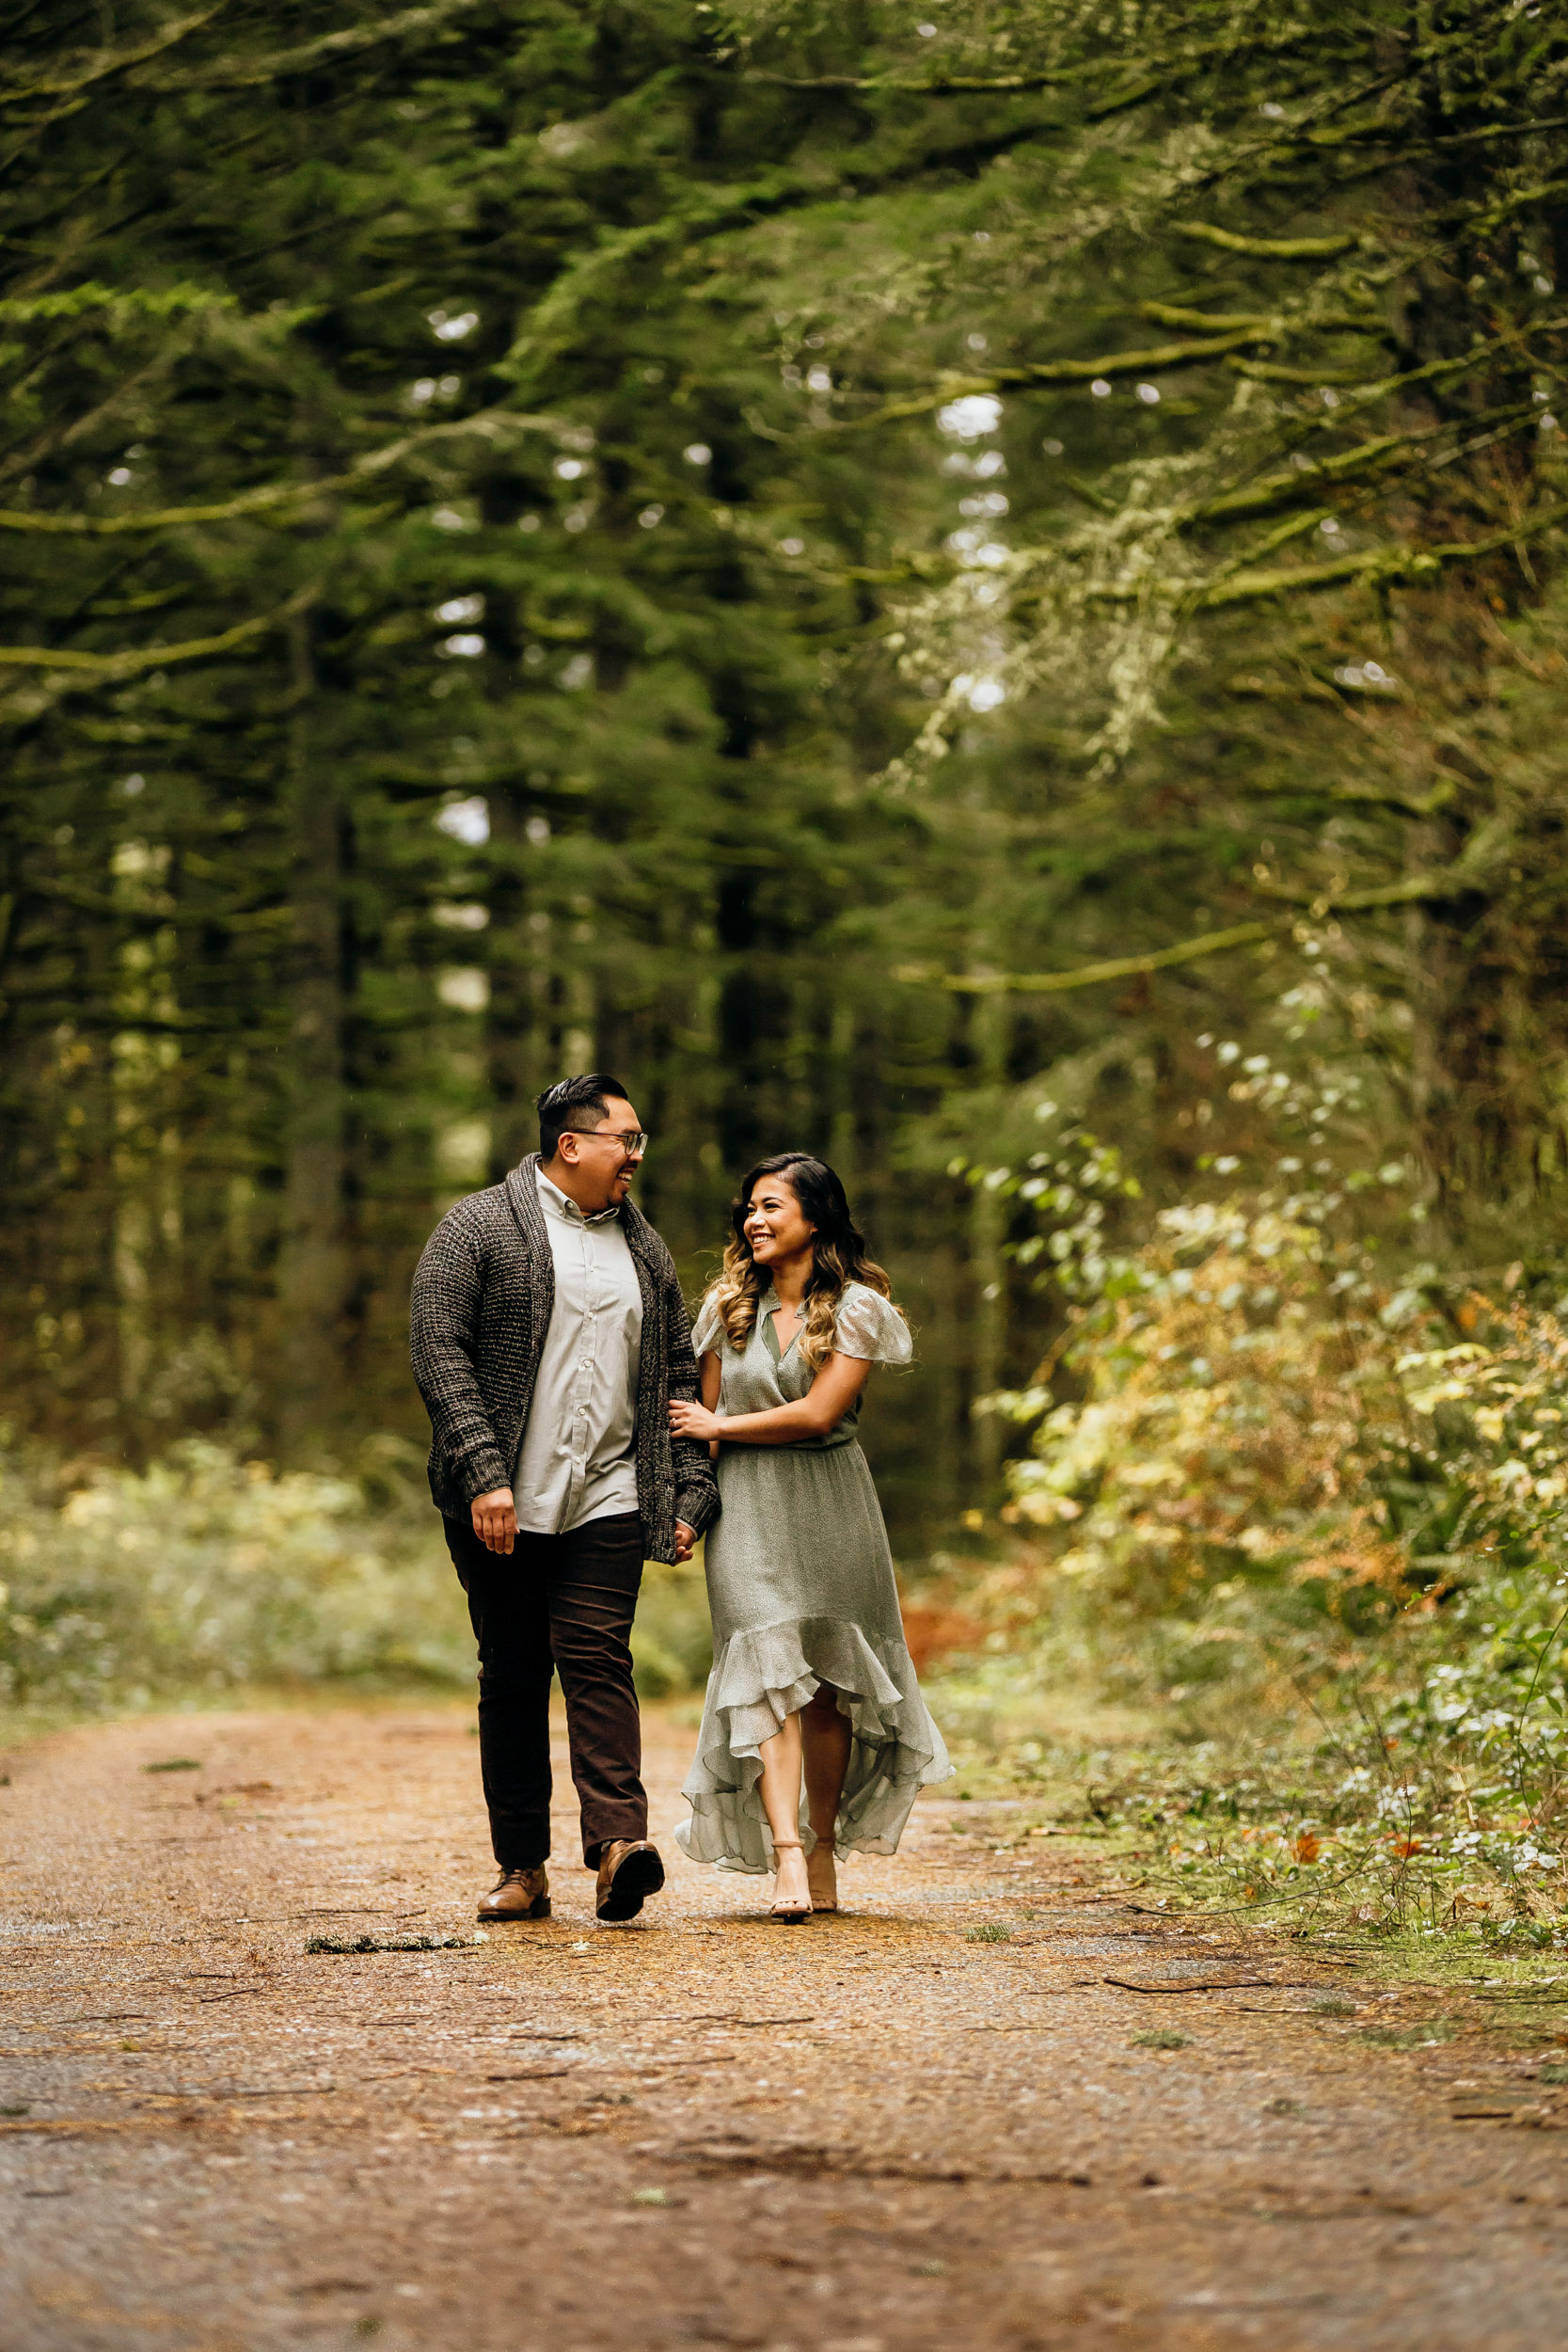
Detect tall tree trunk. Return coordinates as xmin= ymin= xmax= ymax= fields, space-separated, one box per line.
xmin=969 ymin=987 xmax=1009 ymax=1493
xmin=277 ymin=613 xmax=348 ymax=1458
xmin=485 ymin=787 xmax=533 ymax=1176
xmin=717 ymin=872 xmax=761 ymax=1170
xmin=109 ymin=839 xmax=176 ymax=1437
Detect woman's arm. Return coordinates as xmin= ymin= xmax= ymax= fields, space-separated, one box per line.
xmin=699 ymin=1349 xmax=722 ymax=1459
xmin=670 ymin=1351 xmax=871 ymax=1448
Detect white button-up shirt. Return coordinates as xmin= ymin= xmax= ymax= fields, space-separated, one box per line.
xmin=513 ymin=1169 xmax=643 ymax=1535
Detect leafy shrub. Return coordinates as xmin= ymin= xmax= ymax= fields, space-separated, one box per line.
xmin=995 ymin=1195 xmax=1412 ymax=1655
xmin=0 ymin=1438 xmax=714 ymax=1713
xmin=0 ymin=1439 xmax=470 ymax=1706
xmin=629 ymin=1562 xmax=714 ymax=1698
xmin=934 ymin=1056 xmax=1568 ymax=1936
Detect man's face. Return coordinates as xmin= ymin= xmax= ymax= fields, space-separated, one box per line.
xmin=558 ymin=1097 xmax=645 ymax=1212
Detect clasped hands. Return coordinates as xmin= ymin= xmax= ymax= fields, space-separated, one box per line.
xmin=470 ymin=1486 xmax=694 ymax=1562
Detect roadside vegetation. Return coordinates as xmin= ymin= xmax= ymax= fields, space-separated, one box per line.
xmin=917 ymin=1016 xmax=1568 ymax=1951
xmin=0 ymin=1437 xmax=713 ymax=1743
xmin=8 ymin=993 xmax=1568 ymax=1947
xmin=5 ymin=2 xmax=1568 ymax=1968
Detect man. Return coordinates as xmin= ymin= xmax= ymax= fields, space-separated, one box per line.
xmin=410 ymin=1074 xmax=719 ymax=1924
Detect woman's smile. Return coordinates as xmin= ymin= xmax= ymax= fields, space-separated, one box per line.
xmin=744 ymin=1179 xmax=814 ymax=1264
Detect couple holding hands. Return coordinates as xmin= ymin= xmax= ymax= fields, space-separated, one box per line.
xmin=410 ymin=1073 xmax=949 ymax=1926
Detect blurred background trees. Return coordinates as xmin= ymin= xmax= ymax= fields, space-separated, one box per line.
xmin=3 ymin=0 xmax=1566 ymax=1558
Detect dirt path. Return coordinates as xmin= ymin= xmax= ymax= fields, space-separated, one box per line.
xmin=2 ymin=1700 xmax=1567 ymax=2351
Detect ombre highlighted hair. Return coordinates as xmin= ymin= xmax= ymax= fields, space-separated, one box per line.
xmin=705 ymin=1152 xmax=900 ymax=1373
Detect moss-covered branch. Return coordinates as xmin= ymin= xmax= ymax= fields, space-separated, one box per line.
xmin=906 ymin=921 xmax=1275 ymax=996
xmin=0 ymin=595 xmax=308 ymax=675
xmin=832 ymin=296 xmax=1558 ymax=446
xmin=0 ymin=408 xmax=564 ymax=537
xmin=1032 ymin=501 xmax=1568 ymax=619
xmin=1176 ymin=503 xmax=1568 ymax=611
xmin=917 ymin=870 xmax=1484 ymax=995
xmin=1172 ymin=220 xmax=1367 ymax=259
xmin=829 ymin=330 xmax=1276 ymax=436
xmin=0 ymin=8 xmax=223 ymax=110
xmin=1183 ymin=408 xmax=1540 ymax=528
xmin=149 ymin=0 xmax=493 ymax=92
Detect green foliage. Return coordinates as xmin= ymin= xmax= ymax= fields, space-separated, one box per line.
xmin=913 ymin=1025 xmax=1568 ymax=1937
xmin=5 ymin=0 xmax=1567 ymax=1541
xmin=0 ymin=1438 xmax=713 ymax=1713
xmin=0 ymin=0 xmax=970 ymax=1493
xmin=0 ymin=1441 xmax=470 ymax=1704
xmin=6 ymin=0 xmax=1568 ymax=1871
xmin=627 ymin=1562 xmax=716 ymax=1696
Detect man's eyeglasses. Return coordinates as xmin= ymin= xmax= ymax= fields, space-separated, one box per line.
xmin=573 ymin=1127 xmax=649 ymax=1157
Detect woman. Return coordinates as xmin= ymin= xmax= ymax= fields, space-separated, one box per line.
xmin=669 ymin=1153 xmax=951 ymax=1918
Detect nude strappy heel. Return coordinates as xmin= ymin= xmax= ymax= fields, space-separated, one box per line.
xmin=806 ymin=1838 xmax=838 ymax=1914
xmin=768 ymin=1838 xmax=812 ymax=1922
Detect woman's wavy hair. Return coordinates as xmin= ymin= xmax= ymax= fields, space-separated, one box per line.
xmin=706 ymin=1152 xmax=899 ymax=1373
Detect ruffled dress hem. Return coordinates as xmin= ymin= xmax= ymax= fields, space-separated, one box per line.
xmin=674 ymin=1613 xmax=953 ymax=1875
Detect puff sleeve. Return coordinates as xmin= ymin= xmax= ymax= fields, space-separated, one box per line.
xmin=690 ymin=1292 xmax=726 ymax=1358
xmin=833 ymin=1283 xmax=912 ymax=1365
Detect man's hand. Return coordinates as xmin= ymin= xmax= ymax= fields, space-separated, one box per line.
xmin=472 ymin=1486 xmax=518 ymax=1555
xmin=673 ymin=1520 xmax=696 ymax=1564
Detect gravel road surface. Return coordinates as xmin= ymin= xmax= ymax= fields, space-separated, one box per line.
xmin=3 ymin=1701 xmax=1568 ymax=2349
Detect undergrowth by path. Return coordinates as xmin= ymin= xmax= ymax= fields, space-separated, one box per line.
xmin=933 ymin=1717 xmax=1568 ymax=1995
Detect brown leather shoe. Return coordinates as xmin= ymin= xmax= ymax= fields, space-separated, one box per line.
xmin=477 ymin=1866 xmax=550 ymax=1922
xmin=594 ymin=1839 xmax=664 ymax=1922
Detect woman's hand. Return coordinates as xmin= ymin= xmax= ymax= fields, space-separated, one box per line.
xmin=670 ymin=1397 xmax=723 ymax=1444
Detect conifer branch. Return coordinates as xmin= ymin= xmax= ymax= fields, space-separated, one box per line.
xmin=830 ymin=330 xmax=1275 ymax=434
xmin=1137 ymin=303 xmax=1279 ymax=331
xmin=0 ymin=409 xmax=564 ymax=536
xmin=0 ymin=9 xmax=223 ymax=109
xmin=1170 ymin=504 xmax=1568 ymax=611
xmin=147 ymin=0 xmax=492 ymax=92
xmin=921 ymin=870 xmax=1484 ymax=995
xmin=1172 ymin=221 xmax=1367 ymax=259
xmin=0 ymin=594 xmax=310 ymax=675
xmin=513 ymin=120 xmax=1071 ymax=386
xmin=1182 ymin=410 xmax=1539 ymax=526
xmin=0 ymin=282 xmax=233 ymax=326
xmin=744 ymin=23 xmax=1325 ymax=102
xmin=912 ymin=922 xmax=1275 ymax=994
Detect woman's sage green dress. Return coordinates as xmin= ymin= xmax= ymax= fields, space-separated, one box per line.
xmin=676 ymin=1280 xmax=952 ymax=1875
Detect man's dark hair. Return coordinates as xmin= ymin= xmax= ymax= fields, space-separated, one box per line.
xmin=536 ymin=1073 xmax=631 ymax=1160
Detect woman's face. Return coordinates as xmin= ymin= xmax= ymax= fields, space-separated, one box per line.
xmin=743 ymin=1172 xmax=816 ymax=1265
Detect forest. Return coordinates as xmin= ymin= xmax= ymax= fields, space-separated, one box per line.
xmin=5 ymin=1 xmax=1568 ymax=1931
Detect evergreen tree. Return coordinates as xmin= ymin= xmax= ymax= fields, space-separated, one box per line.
xmin=3 ymin=0 xmax=1565 ymax=1532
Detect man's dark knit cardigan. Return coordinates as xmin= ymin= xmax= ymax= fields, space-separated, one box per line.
xmin=409 ymin=1155 xmax=719 ymax=1565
